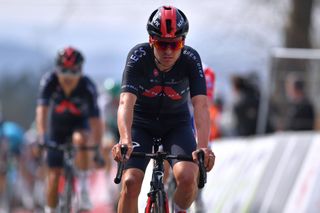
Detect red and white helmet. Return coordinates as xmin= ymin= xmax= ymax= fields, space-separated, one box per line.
xmin=56 ymin=46 xmax=84 ymax=69
xmin=147 ymin=6 xmax=189 ymax=39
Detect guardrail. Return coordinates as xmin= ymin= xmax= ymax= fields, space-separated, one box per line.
xmin=139 ymin=131 xmax=320 ymax=213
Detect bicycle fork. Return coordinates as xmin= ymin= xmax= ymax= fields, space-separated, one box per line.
xmin=145 ymin=162 xmax=169 ymax=213
xmin=145 ymin=190 xmax=169 ymax=213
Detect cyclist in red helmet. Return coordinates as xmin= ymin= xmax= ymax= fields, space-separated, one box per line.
xmin=112 ymin=6 xmax=215 ymax=213
xmin=36 ymin=47 xmax=104 ymax=212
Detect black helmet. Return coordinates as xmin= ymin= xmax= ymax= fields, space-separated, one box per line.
xmin=56 ymin=46 xmax=84 ymax=69
xmin=147 ymin=6 xmax=189 ymax=39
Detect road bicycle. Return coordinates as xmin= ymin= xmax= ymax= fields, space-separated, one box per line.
xmin=114 ymin=141 xmax=207 ymax=213
xmin=41 ymin=141 xmax=104 ymax=213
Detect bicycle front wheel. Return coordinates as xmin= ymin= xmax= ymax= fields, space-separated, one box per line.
xmin=151 ymin=190 xmax=166 ymax=213
xmin=60 ymin=174 xmax=73 ymax=213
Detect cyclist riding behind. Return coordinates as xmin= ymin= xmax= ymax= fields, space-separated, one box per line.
xmin=112 ymin=6 xmax=215 ymax=213
xmin=36 ymin=47 xmax=104 ymax=213
xmin=0 ymin=119 xmax=25 ymax=210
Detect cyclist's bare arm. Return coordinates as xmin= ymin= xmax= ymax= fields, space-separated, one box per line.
xmin=192 ymin=95 xmax=210 ymax=148
xmin=89 ymin=117 xmax=104 ymax=145
xmin=36 ymin=105 xmax=49 ymax=140
xmin=191 ymin=94 xmax=215 ymax=171
xmin=113 ymin=92 xmax=136 ymax=161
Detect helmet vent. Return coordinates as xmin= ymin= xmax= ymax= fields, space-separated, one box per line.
xmin=166 ymin=19 xmax=172 ymax=34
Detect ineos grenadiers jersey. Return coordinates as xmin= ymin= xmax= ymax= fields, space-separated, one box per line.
xmin=37 ymin=72 xmax=100 ymax=130
xmin=121 ymin=43 xmax=206 ymax=128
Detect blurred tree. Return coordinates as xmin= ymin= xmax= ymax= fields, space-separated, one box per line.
xmin=0 ymin=70 xmax=41 ymax=129
xmin=285 ymin=0 xmax=314 ymax=48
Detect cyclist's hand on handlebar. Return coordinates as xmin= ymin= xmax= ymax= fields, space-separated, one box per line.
xmin=112 ymin=142 xmax=133 ymax=162
xmin=32 ymin=134 xmax=48 ymax=159
xmin=38 ymin=134 xmax=49 ymax=145
xmin=192 ymin=148 xmax=215 ymax=172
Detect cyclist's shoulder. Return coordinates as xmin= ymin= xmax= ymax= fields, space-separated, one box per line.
xmin=39 ymin=71 xmax=58 ymax=87
xmin=126 ymin=42 xmax=151 ymax=64
xmin=181 ymin=45 xmax=201 ymax=62
xmin=81 ymin=75 xmax=95 ymax=85
xmin=80 ymin=75 xmax=99 ymax=95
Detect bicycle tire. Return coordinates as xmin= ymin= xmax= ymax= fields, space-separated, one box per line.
xmin=60 ymin=174 xmax=73 ymax=213
xmin=152 ymin=190 xmax=166 ymax=213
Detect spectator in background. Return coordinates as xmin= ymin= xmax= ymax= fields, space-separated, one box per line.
xmin=284 ymin=73 xmax=315 ymax=131
xmin=209 ymin=97 xmax=224 ymax=140
xmin=231 ymin=75 xmax=260 ymax=136
xmin=98 ymin=78 xmax=121 ymax=209
xmin=99 ymin=78 xmax=121 ymax=175
xmin=203 ymin=63 xmax=215 ymax=102
xmin=203 ymin=63 xmax=224 ymax=141
xmin=101 ymin=78 xmax=121 ymax=143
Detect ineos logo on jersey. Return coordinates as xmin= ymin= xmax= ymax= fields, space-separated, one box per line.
xmin=128 ymin=47 xmax=147 ymax=64
xmin=122 ymin=84 xmax=138 ymax=92
xmin=183 ymin=50 xmax=197 ymax=61
xmin=197 ymin=62 xmax=204 ymax=78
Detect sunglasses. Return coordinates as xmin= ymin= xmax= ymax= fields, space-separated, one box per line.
xmin=152 ymin=39 xmax=184 ymax=51
xmin=56 ymin=67 xmax=82 ymax=76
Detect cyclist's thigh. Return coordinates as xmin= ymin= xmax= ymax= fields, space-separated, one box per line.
xmin=163 ymin=124 xmax=197 ymax=166
xmin=124 ymin=126 xmax=153 ymax=172
xmin=72 ymin=119 xmax=90 ymax=145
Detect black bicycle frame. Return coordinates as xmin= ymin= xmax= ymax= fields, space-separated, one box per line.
xmin=114 ymin=142 xmax=207 ymax=213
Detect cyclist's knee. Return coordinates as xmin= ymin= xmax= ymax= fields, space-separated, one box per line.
xmin=47 ymin=168 xmax=62 ymax=182
xmin=176 ymin=173 xmax=196 ymax=188
xmin=122 ymin=169 xmax=143 ymax=197
xmin=72 ymin=131 xmax=88 ymax=145
xmin=174 ymin=163 xmax=197 ymax=188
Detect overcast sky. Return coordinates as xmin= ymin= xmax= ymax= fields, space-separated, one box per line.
xmin=2 ymin=0 xmax=318 ymax=99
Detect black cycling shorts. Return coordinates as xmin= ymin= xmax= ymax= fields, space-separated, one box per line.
xmin=124 ymin=124 xmax=197 ymax=172
xmin=47 ymin=121 xmax=88 ymax=168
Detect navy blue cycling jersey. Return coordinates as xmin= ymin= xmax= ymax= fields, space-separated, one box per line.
xmin=37 ymin=72 xmax=100 ymax=131
xmin=121 ymin=43 xmax=207 ymax=128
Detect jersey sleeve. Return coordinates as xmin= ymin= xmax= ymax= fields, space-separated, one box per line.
xmin=184 ymin=48 xmax=207 ymax=97
xmin=37 ymin=72 xmax=56 ymax=106
xmin=121 ymin=44 xmax=147 ymax=96
xmin=85 ymin=77 xmax=100 ymax=118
